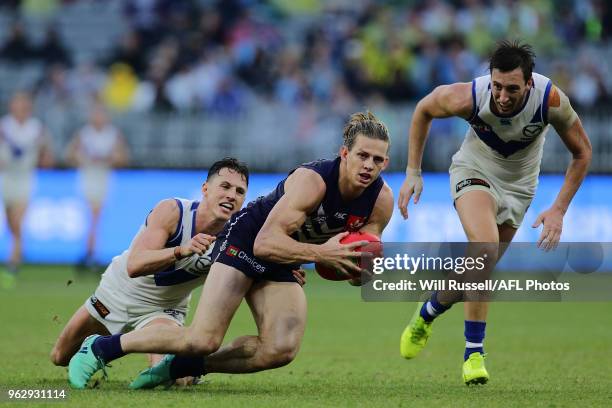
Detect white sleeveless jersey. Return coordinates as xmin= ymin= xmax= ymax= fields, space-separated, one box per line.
xmin=452 ymin=72 xmax=553 ymax=181
xmin=0 ymin=115 xmax=44 ymax=176
xmin=100 ymin=198 xmax=214 ymax=308
xmin=77 ymin=124 xmax=120 ymax=169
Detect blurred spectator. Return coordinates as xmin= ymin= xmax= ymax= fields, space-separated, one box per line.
xmin=36 ymin=26 xmax=72 ymax=67
xmin=569 ymin=64 xmax=608 ymax=108
xmin=65 ymin=104 xmax=129 ymax=271
xmin=123 ymin=0 xmax=172 ymax=51
xmin=69 ymin=62 xmax=106 ymax=108
xmin=103 ymin=31 xmax=147 ymax=78
xmin=131 ymin=63 xmax=173 ymax=112
xmin=21 ymin=0 xmax=59 ymax=17
xmin=35 ymin=64 xmax=75 ymax=110
xmin=0 ymin=0 xmax=21 ymax=11
xmin=0 ymin=91 xmax=54 ymax=288
xmin=165 ymin=63 xmax=196 ymax=112
xmin=207 ymin=77 xmax=246 ymax=117
xmin=101 ymin=63 xmax=139 ymax=111
xmin=0 ymin=22 xmax=36 ymax=62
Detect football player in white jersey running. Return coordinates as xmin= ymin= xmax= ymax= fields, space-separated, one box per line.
xmin=397 ymin=40 xmax=592 ymax=385
xmin=50 ymin=158 xmax=251 ymax=383
xmin=0 ymin=91 xmax=54 ymax=288
xmin=65 ymin=104 xmax=130 ymax=271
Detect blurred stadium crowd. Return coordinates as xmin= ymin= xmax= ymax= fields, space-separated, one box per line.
xmin=0 ymin=0 xmax=611 ymax=171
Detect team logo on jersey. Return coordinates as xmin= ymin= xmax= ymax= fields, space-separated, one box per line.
xmin=334 ymin=212 xmax=347 ymax=220
xmin=456 ymin=178 xmax=490 ymax=193
xmin=521 ymin=124 xmax=543 ymax=141
xmin=226 ymin=245 xmax=239 ymax=257
xmin=346 ymin=215 xmax=366 ymax=231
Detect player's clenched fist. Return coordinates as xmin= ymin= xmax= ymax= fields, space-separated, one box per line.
xmin=177 ymin=233 xmax=216 ymax=257
xmin=398 ymin=167 xmax=423 ymax=219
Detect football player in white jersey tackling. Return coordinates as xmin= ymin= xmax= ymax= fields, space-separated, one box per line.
xmin=50 ymin=158 xmax=250 ymax=383
xmin=0 ymin=91 xmax=54 ymax=288
xmin=397 ymin=41 xmax=592 ymax=384
xmin=65 ymin=104 xmax=130 ymax=270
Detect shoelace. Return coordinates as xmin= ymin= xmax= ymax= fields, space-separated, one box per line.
xmin=94 ymin=355 xmax=110 ymax=381
xmin=411 ymin=323 xmax=428 ymax=343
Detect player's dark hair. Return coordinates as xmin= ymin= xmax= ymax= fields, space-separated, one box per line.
xmin=489 ymin=40 xmax=535 ymax=83
xmin=342 ymin=111 xmax=390 ymax=151
xmin=207 ymin=157 xmax=249 ymax=185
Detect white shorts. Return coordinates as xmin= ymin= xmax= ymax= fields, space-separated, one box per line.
xmin=79 ymin=168 xmax=109 ymax=206
xmin=1 ymin=173 xmax=33 ymax=206
xmin=449 ymin=162 xmax=536 ymax=228
xmin=84 ymin=282 xmax=188 ymax=334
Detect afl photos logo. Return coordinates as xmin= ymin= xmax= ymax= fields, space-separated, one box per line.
xmin=521 ymin=124 xmax=543 ymax=141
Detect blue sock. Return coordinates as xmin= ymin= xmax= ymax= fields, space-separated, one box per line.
xmin=169 ymin=356 xmax=206 ymax=379
xmin=91 ymin=334 xmax=125 ymax=363
xmin=419 ymin=292 xmax=451 ymax=322
xmin=464 ymin=320 xmax=486 ymax=360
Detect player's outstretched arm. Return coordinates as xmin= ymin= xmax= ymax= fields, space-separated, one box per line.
xmin=126 ymin=199 xmax=215 ymax=277
xmin=532 ymin=86 xmax=592 ymax=250
xmin=253 ymin=168 xmax=366 ymax=275
xmin=398 ymin=82 xmax=473 ymax=219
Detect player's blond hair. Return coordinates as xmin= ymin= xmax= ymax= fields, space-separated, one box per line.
xmin=342 ymin=111 xmax=390 ymax=151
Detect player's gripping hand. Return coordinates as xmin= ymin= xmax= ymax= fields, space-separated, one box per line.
xmin=178 ymin=233 xmax=216 ymax=257
xmin=532 ymin=206 xmax=564 ymax=251
xmin=398 ymin=168 xmax=423 ymax=219
xmin=316 ymin=231 xmax=369 ymax=278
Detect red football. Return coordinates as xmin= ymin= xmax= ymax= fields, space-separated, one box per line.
xmin=315 ymin=232 xmax=382 ymax=281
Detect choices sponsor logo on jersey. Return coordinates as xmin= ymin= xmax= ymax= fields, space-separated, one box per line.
xmin=346 ymin=215 xmax=366 ymax=231
xmin=237 ymin=250 xmax=266 ymax=273
xmin=226 ymin=245 xmax=239 ymax=257
xmin=456 ymin=178 xmax=491 ymax=193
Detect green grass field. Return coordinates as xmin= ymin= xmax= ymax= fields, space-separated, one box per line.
xmin=1 ymin=265 xmax=611 ymax=407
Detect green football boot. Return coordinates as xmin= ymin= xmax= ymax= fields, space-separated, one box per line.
xmin=462 ymin=352 xmax=489 ymax=385
xmin=400 ymin=302 xmax=433 ymax=359
xmin=68 ymin=335 xmax=107 ymax=389
xmin=129 ymin=354 xmax=175 ymax=390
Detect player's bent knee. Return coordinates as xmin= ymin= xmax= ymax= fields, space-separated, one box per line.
xmin=259 ymin=343 xmax=299 ymax=369
xmin=183 ymin=330 xmax=222 ymax=356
